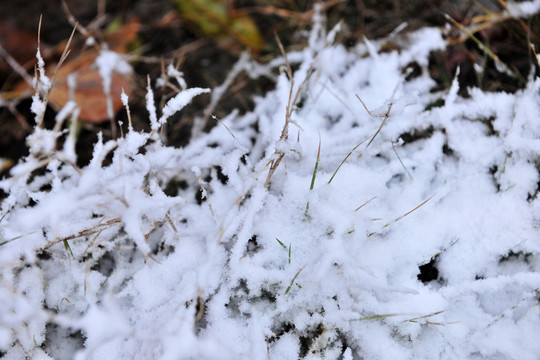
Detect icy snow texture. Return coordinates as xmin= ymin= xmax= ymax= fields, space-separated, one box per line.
xmin=1 ymin=8 xmax=540 ymax=360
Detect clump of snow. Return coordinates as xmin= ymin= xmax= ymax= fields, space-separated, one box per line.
xmin=507 ymin=0 xmax=540 ymax=18
xmin=35 ymin=47 xmax=51 ymax=95
xmin=158 ymin=87 xmax=210 ymax=126
xmin=145 ymin=80 xmax=159 ymax=131
xmin=95 ymin=49 xmax=133 ymax=120
xmin=1 ymin=6 xmax=540 ymax=360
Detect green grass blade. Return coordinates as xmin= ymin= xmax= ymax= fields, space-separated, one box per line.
xmin=305 ymin=136 xmax=321 ymax=217
xmin=310 ymin=136 xmax=322 ymax=191
xmin=276 ymin=237 xmax=287 ymax=249
xmin=288 ymin=243 xmax=291 ymax=264
xmin=284 ymin=264 xmax=306 ymax=295
xmin=63 ymin=239 xmax=74 ymax=258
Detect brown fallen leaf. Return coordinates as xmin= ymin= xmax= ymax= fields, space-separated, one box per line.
xmin=47 ymin=19 xmax=139 ymax=123
xmin=5 ymin=18 xmax=139 ymax=124
xmin=48 ymin=51 xmax=132 ymax=123
xmin=104 ymin=18 xmax=141 ymax=53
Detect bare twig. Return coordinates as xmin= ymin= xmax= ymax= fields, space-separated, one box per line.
xmin=0 ymin=44 xmax=34 ymax=86
xmin=61 ymin=0 xmax=97 ymax=46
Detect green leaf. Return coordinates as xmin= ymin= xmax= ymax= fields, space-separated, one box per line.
xmin=63 ymin=239 xmax=74 ymax=258
xmin=276 ymin=237 xmax=287 ymax=249
xmin=288 ymin=243 xmax=291 ymax=264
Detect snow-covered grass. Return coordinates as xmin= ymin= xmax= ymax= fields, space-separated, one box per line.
xmin=1 ymin=4 xmax=540 ymax=360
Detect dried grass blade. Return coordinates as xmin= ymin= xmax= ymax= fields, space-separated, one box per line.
xmin=284 ymin=263 xmax=306 ymax=295
xmin=384 ymin=193 xmax=436 ymax=228
xmin=350 ymin=313 xmax=403 ymax=321
xmin=355 ymin=196 xmax=376 ymax=212
xmin=328 ymin=135 xmax=370 ymax=184
xmin=405 ymin=310 xmax=445 ymax=323
xmin=392 ymin=141 xmax=412 ymax=179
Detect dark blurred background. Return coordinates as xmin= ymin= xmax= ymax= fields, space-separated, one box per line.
xmin=0 ymin=0 xmax=538 ymax=171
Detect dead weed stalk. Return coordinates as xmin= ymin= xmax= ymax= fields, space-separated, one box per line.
xmin=264 ymin=33 xmax=315 ymax=188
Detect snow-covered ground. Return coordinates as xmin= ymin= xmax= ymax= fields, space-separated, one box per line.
xmin=1 ymin=3 xmax=540 ymax=359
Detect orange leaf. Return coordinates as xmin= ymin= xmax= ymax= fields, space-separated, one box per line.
xmin=47 ymin=20 xmax=138 ymax=123
xmin=48 ymin=51 xmax=132 ymax=123
xmin=104 ymin=18 xmax=141 ymax=53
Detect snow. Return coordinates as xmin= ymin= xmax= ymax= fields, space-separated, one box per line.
xmin=1 ymin=4 xmax=540 ymax=360
xmin=158 ymin=87 xmax=210 ymax=126
xmin=35 ymin=48 xmax=51 ymax=94
xmin=145 ymin=81 xmax=159 ymax=130
xmin=95 ymin=49 xmax=132 ymax=119
xmin=507 ymin=0 xmax=540 ymax=18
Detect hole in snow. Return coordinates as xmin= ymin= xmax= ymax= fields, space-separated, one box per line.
xmin=442 ymin=142 xmax=454 ymax=157
xmin=102 ymin=147 xmax=115 ymax=168
xmin=91 ymin=251 xmax=116 ymax=277
xmin=527 ymin=164 xmax=540 ymax=201
xmin=44 ymin=323 xmax=86 ymax=359
xmin=195 ymin=188 xmax=205 ymax=204
xmin=402 ymin=61 xmax=422 ymax=81
xmin=258 ymin=287 xmax=277 ymax=303
xmin=245 ymin=235 xmax=261 ymax=256
xmin=37 ymin=249 xmax=52 ymax=260
xmin=194 ymin=172 xmax=212 ymax=204
xmin=425 ymin=98 xmax=445 ymax=111
xmin=478 ymin=116 xmax=497 ymax=136
xmin=490 ymin=165 xmax=501 ymax=192
xmin=163 ymin=178 xmax=189 ymax=197
xmin=240 ymin=154 xmax=248 ymax=165
xmin=528 ymin=181 xmax=540 ymax=202
xmin=499 ymin=250 xmax=533 ymax=265
xmin=226 ymin=279 xmax=250 ymax=317
xmin=398 ymin=126 xmax=435 ymax=145
xmin=299 ymin=323 xmax=325 ymax=357
xmin=386 ymin=173 xmax=405 ymax=187
xmin=194 ymin=295 xmax=210 ymax=334
xmin=326 ymin=113 xmax=343 ymax=125
xmin=268 ymin=321 xmax=296 ymax=344
xmin=418 ymin=256 xmax=440 ymax=284
xmin=38 ymin=182 xmax=52 ymax=194
xmin=214 ymin=166 xmax=229 ymax=185
xmin=156 ymin=240 xmax=175 ymax=256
